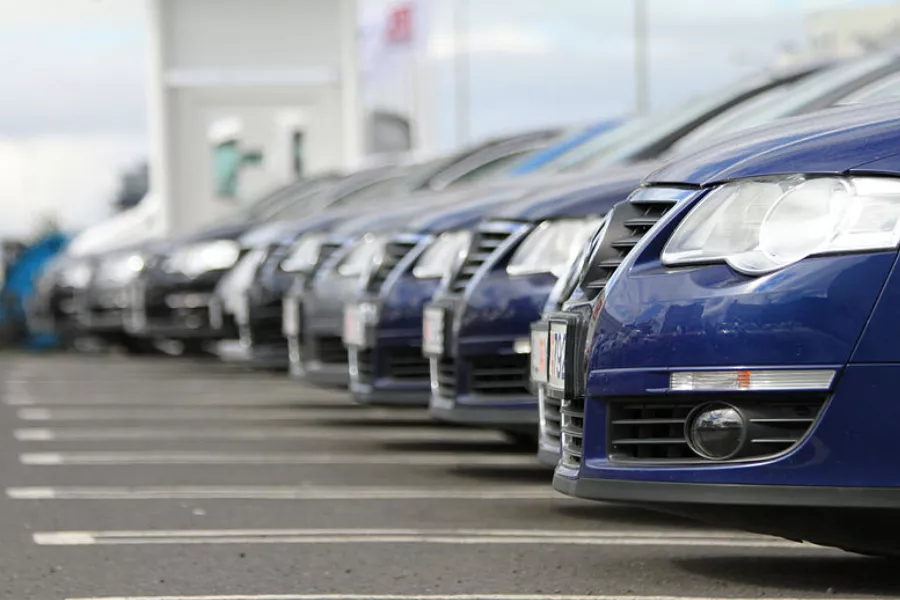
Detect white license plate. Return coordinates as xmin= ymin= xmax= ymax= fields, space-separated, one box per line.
xmin=422 ymin=307 xmax=446 ymax=356
xmin=530 ymin=325 xmax=549 ymax=384
xmin=282 ymin=297 xmax=301 ymax=337
xmin=129 ymin=280 xmax=145 ymax=311
xmin=342 ymin=304 xmax=366 ymax=347
xmin=209 ymin=297 xmax=224 ymax=330
xmin=234 ymin=294 xmax=250 ymax=325
xmin=548 ymin=321 xmax=568 ymax=392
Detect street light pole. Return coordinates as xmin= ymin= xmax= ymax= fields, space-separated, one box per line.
xmin=634 ymin=0 xmax=649 ymax=116
xmin=454 ymin=0 xmax=470 ymax=147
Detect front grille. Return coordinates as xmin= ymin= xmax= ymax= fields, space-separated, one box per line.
xmin=356 ymin=349 xmax=374 ymax=384
xmin=385 ymin=347 xmax=430 ymax=381
xmin=315 ymin=335 xmax=347 ymax=364
xmin=448 ymin=221 xmax=525 ymax=294
xmin=469 ymin=355 xmax=530 ymax=396
xmin=366 ymin=236 xmax=422 ymax=293
xmin=607 ymin=393 xmax=828 ymax=463
xmin=560 ymin=397 xmax=585 ymax=469
xmin=436 ymin=356 xmax=457 ymax=399
xmin=581 ymin=189 xmax=684 ymax=298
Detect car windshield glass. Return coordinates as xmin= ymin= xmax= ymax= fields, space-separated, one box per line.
xmin=531 ymin=73 xmax=781 ymax=173
xmin=670 ymin=53 xmax=899 ymax=155
xmin=445 ymin=150 xmax=535 ymax=187
xmin=326 ymin=176 xmax=408 ymax=209
xmin=249 ymin=185 xmax=334 ymax=222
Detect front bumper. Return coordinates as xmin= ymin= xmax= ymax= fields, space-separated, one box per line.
xmin=285 ymin=277 xmax=357 ymax=388
xmin=348 ymin=276 xmax=439 ymax=406
xmin=426 ymin=275 xmax=550 ymax=428
xmin=125 ymin=273 xmax=223 ymax=340
xmin=555 ymin=245 xmax=900 ymax=509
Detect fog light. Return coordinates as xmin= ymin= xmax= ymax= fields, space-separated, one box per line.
xmin=686 ymin=403 xmax=747 ymax=460
xmin=513 ymin=338 xmax=532 ymax=355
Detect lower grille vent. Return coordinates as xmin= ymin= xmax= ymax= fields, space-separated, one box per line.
xmin=560 ymin=397 xmax=585 ymax=469
xmin=469 ymin=355 xmax=530 ymax=396
xmin=608 ymin=393 xmax=828 ymax=463
xmin=385 ymin=347 xmax=430 ymax=381
xmin=435 ymin=357 xmax=457 ymax=399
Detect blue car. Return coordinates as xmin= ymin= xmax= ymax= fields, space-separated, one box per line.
xmin=545 ymin=97 xmax=900 ymax=557
xmin=343 ymin=188 xmax=546 ymax=404
xmin=423 ymin=164 xmax=650 ymax=432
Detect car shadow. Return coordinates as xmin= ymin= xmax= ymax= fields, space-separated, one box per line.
xmin=674 ymin=554 xmax=900 ymax=596
xmin=549 ymin=501 xmax=705 ymax=528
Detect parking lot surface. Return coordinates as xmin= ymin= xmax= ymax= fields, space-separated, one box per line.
xmin=0 ymin=353 xmax=897 ymax=600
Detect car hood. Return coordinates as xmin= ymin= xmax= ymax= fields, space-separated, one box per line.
xmin=489 ymin=162 xmax=658 ymax=221
xmin=648 ymin=98 xmax=900 ymax=186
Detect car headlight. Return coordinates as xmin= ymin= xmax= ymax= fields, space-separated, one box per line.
xmin=336 ymin=234 xmax=390 ymax=278
xmin=59 ymin=261 xmax=94 ymax=289
xmin=97 ymin=253 xmax=145 ymax=286
xmin=280 ymin=233 xmax=329 ymax=273
xmin=413 ymin=230 xmax=472 ymax=279
xmin=507 ymin=218 xmax=605 ymax=278
xmin=165 ymin=240 xmax=241 ymax=278
xmin=662 ymin=176 xmax=900 ymax=275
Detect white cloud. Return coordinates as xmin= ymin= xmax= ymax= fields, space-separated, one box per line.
xmin=0 ymin=135 xmax=146 ymax=240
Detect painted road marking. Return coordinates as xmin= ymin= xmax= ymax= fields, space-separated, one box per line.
xmin=7 ymin=485 xmax=559 ymax=500
xmin=16 ymin=407 xmax=422 ymax=422
xmin=19 ymin=451 xmax=536 ymax=466
xmin=34 ymin=528 xmax=813 ymax=549
xmin=14 ymin=426 xmax=504 ymax=443
xmin=64 ymin=595 xmax=860 ymax=600
xmin=5 ymin=396 xmax=349 ymax=407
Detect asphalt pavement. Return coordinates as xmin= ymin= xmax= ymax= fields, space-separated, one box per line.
xmin=0 ymin=352 xmax=897 ymax=600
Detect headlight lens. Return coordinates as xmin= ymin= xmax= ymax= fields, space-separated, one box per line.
xmin=97 ymin=252 xmax=145 ymax=286
xmin=336 ymin=234 xmax=389 ymax=278
xmin=662 ymin=176 xmax=900 ymax=275
xmin=165 ymin=240 xmax=241 ymax=278
xmin=413 ymin=231 xmax=472 ymax=279
xmin=281 ymin=234 xmax=328 ymax=273
xmin=507 ymin=218 xmax=604 ymax=278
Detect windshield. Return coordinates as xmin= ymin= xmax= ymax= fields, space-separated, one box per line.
xmin=670 ymin=53 xmax=900 ymax=155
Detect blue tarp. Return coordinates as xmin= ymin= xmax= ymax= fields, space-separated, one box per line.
xmin=1 ymin=233 xmax=69 ymax=349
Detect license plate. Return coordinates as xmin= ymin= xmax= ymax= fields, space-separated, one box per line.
xmin=234 ymin=294 xmax=250 ymax=325
xmin=530 ymin=324 xmax=549 ymax=384
xmin=129 ymin=280 xmax=145 ymax=311
xmin=283 ymin=297 xmax=301 ymax=337
xmin=548 ymin=321 xmax=568 ymax=392
xmin=422 ymin=307 xmax=446 ymax=356
xmin=209 ymin=297 xmax=224 ymax=330
xmin=342 ymin=304 xmax=366 ymax=347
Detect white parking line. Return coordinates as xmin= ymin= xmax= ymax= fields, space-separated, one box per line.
xmin=19 ymin=451 xmax=537 ymax=467
xmin=64 ymin=595 xmax=860 ymax=600
xmin=16 ymin=407 xmax=422 ymax=422
xmin=5 ymin=396 xmax=347 ymax=407
xmin=14 ymin=427 xmax=504 ymax=443
xmin=34 ymin=528 xmax=810 ymax=549
xmin=7 ymin=485 xmax=559 ymax=500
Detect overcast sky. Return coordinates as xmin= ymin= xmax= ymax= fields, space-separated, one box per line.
xmin=0 ymin=0 xmax=893 ymax=239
